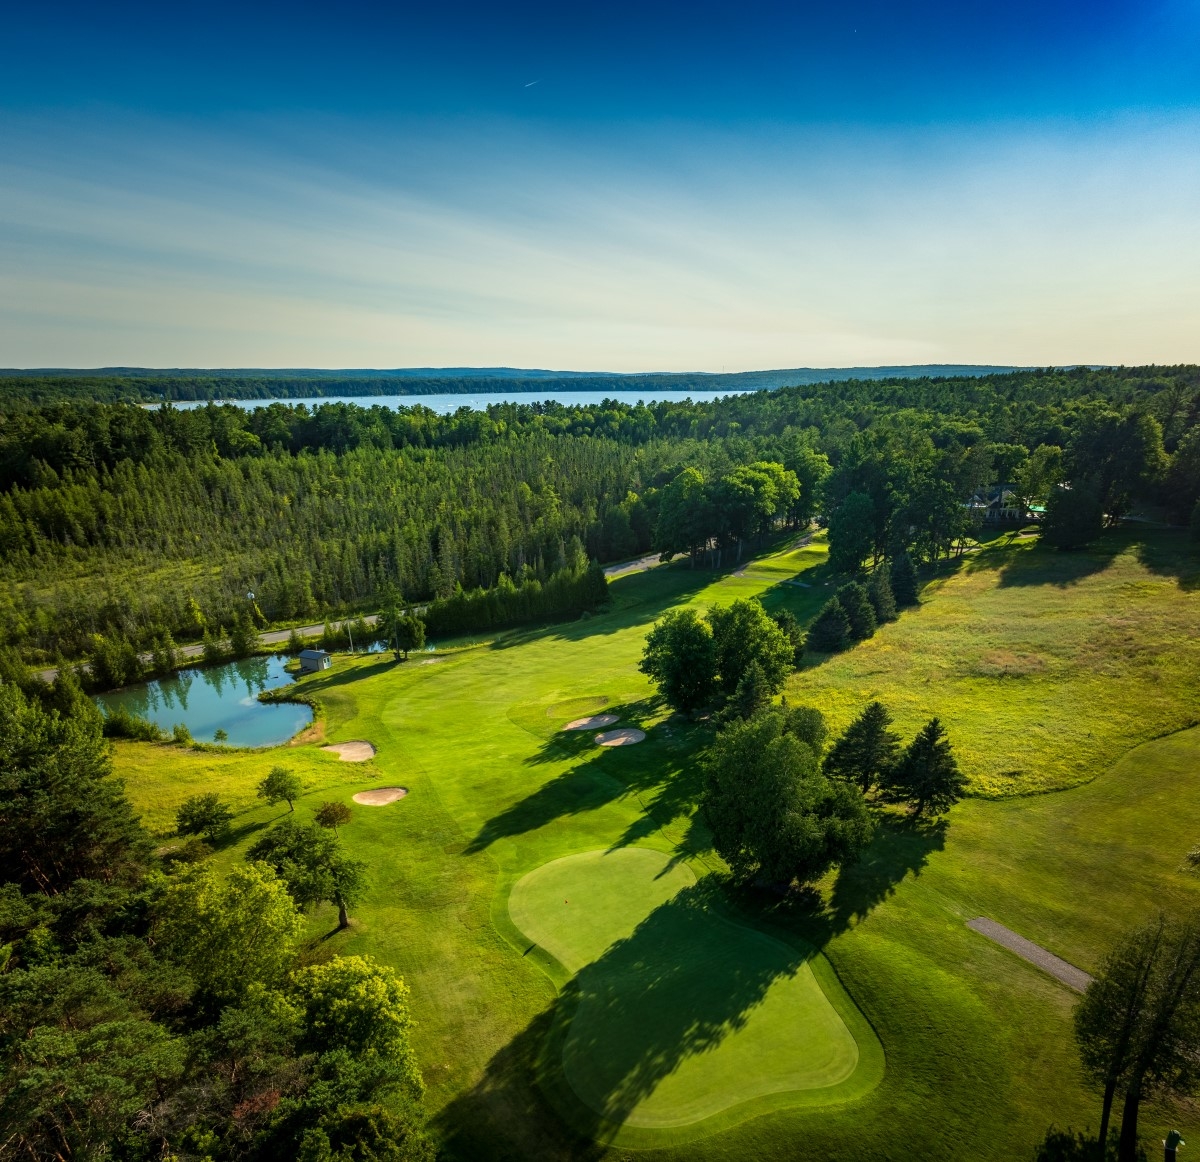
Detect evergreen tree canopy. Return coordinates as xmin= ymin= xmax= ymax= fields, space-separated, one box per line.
xmin=824 ymin=701 xmax=901 ymax=793
xmin=827 ymin=490 xmax=876 ymax=576
xmin=0 ymin=682 xmax=149 ymax=894
xmin=730 ymin=660 xmax=772 ymax=720
xmin=887 ymin=717 xmax=966 ymax=816
xmin=867 ymin=566 xmax=898 ymax=623
xmin=836 ymin=581 xmax=878 ymax=641
xmin=806 ymin=598 xmax=852 ymax=654
xmin=889 ymin=551 xmax=920 ymax=608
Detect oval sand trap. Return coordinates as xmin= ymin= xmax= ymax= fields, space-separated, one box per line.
xmin=352 ymin=787 xmax=408 ymax=805
xmin=564 ymin=713 xmax=619 ymax=731
xmin=507 ymin=848 xmax=862 ymax=1131
xmin=595 ymin=728 xmax=645 ymax=747
xmin=322 ymin=740 xmax=376 ymax=761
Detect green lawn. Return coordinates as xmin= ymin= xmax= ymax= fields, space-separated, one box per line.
xmin=114 ymin=527 xmax=1200 ymax=1160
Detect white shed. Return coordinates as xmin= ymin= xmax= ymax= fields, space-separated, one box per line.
xmin=298 ymin=649 xmax=332 ymax=673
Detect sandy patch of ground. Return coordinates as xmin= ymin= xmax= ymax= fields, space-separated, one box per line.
xmin=353 ymin=787 xmax=408 ymax=805
xmin=595 ymin=728 xmax=646 ymax=747
xmin=564 ymin=713 xmax=619 ymax=731
xmin=322 ymin=740 xmax=376 ymax=761
xmin=419 ymin=658 xmax=442 ymax=665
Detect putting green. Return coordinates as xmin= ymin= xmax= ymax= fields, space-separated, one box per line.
xmin=508 ymin=848 xmax=862 ymax=1132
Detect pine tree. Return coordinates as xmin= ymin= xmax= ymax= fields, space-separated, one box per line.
xmin=202 ymin=628 xmax=228 ymax=666
xmin=806 ymin=598 xmax=851 ymax=654
xmin=287 ymin=628 xmax=305 ymax=654
xmin=731 ymin=660 xmax=772 ymax=720
xmin=836 ymin=582 xmax=877 ymax=641
xmin=867 ymin=566 xmax=898 ymax=623
xmin=824 ymin=701 xmax=900 ymax=793
xmin=228 ymin=613 xmax=257 ymax=659
xmin=890 ymin=551 xmax=920 ymax=608
xmin=888 ymin=717 xmax=966 ymax=817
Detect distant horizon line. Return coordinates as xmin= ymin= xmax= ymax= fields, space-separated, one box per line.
xmin=0 ymin=362 xmax=1070 ymax=380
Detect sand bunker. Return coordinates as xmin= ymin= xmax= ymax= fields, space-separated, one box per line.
xmin=595 ymin=728 xmax=646 ymax=747
xmin=564 ymin=713 xmax=619 ymax=731
xmin=322 ymin=740 xmax=376 ymax=762
xmin=352 ymin=787 xmax=408 ymax=805
xmin=419 ymin=657 xmax=442 ymax=665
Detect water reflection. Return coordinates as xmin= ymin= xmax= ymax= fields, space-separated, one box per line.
xmin=95 ymin=654 xmax=312 ymax=748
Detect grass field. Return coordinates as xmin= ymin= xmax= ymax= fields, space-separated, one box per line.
xmin=114 ymin=527 xmax=1200 ymax=1160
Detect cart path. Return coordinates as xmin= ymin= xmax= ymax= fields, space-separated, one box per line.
xmin=967 ymin=917 xmax=1093 ymax=993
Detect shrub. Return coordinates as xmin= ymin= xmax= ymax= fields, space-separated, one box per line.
xmin=175 ymin=793 xmax=233 ymax=842
xmin=101 ymin=705 xmax=164 ymax=742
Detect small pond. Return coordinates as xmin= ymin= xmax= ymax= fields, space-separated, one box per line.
xmin=95 ymin=655 xmax=312 ymax=748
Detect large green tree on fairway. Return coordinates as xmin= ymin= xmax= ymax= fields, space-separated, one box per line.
xmin=827 ymin=490 xmax=876 ymax=576
xmin=377 ymin=598 xmax=409 ymax=662
xmin=249 ymin=818 xmax=368 ymax=929
xmin=887 ymin=718 xmax=966 ymax=817
xmin=701 ymin=710 xmax=874 ymax=887
xmin=1075 ymin=913 xmax=1200 ymax=1162
xmin=654 ymin=467 xmax=713 ymax=565
xmin=708 ymin=598 xmax=794 ymax=696
xmin=639 ymin=608 xmax=717 ymax=713
xmin=824 ymin=701 xmax=901 ymax=793
xmin=0 ymin=683 xmax=148 ymax=894
xmin=1067 ymin=410 xmax=1167 ymax=524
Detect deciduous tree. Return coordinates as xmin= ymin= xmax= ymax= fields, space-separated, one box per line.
xmin=708 ymin=599 xmax=794 ymax=696
xmin=701 ymin=711 xmax=874 ymax=887
xmin=638 ymin=609 xmax=716 ymax=713
xmin=258 ymin=766 xmax=303 ymax=812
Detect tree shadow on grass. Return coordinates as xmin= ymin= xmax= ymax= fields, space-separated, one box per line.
xmin=465 ymin=706 xmax=709 ymax=857
xmin=963 ymin=527 xmax=1200 ymax=591
xmin=446 ymin=813 xmax=943 ymax=1152
xmin=825 ymin=814 xmax=948 ymax=931
xmin=212 ymin=818 xmax=270 ymax=851
xmin=436 ymin=879 xmax=809 ymax=1153
xmin=1134 ymin=533 xmax=1200 ymax=591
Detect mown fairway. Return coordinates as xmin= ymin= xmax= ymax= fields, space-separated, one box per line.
xmin=116 ymin=529 xmax=1200 ymax=1160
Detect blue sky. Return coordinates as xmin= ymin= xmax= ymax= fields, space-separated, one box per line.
xmin=1 ymin=1 xmax=1198 ymax=369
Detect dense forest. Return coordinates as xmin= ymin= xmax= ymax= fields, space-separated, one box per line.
xmin=1 ymin=366 xmax=1198 ymax=667
xmin=0 ymin=364 xmax=1018 ymax=406
xmin=0 ymin=677 xmax=434 ymax=1160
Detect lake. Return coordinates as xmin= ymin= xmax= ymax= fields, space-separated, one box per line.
xmin=95 ymin=655 xmax=312 ymax=748
xmin=166 ymin=388 xmax=747 ymax=414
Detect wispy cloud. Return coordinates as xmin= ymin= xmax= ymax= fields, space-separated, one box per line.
xmin=1 ymin=112 xmax=1198 ymax=367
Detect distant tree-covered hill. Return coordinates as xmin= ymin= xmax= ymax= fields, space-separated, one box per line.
xmin=0 ymin=364 xmax=1025 ymax=406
